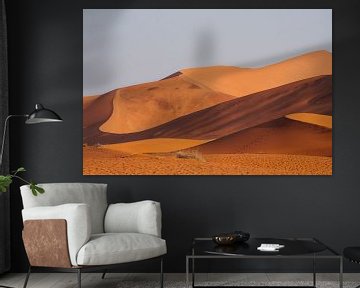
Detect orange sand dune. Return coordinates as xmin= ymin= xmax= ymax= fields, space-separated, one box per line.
xmin=92 ymin=50 xmax=331 ymax=135
xmin=83 ymin=91 xmax=115 ymax=128
xmin=192 ymin=117 xmax=332 ymax=157
xmin=84 ymin=75 xmax=332 ymax=145
xmin=181 ymin=50 xmax=332 ymax=97
xmin=83 ymin=90 xmax=115 ymax=143
xmin=83 ymin=95 xmax=99 ymax=109
xmin=102 ymin=116 xmax=332 ymax=156
xmin=103 ymin=138 xmax=209 ymax=154
xmin=99 ymin=75 xmax=235 ymax=134
xmin=286 ymin=113 xmax=332 ymax=129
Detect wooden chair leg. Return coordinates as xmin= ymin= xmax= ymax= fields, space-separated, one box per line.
xmin=77 ymin=269 xmax=81 ymax=288
xmin=22 ymin=266 xmax=31 ymax=288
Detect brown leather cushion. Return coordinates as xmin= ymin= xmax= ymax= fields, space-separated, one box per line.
xmin=23 ymin=219 xmax=72 ymax=268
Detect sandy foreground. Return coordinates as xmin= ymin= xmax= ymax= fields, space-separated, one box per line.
xmin=83 ymin=146 xmax=332 ymax=176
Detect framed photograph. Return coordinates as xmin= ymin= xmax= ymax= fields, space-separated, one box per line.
xmin=83 ymin=9 xmax=332 ymax=175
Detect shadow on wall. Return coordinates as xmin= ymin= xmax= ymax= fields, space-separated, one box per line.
xmin=193 ymin=27 xmax=331 ymax=69
xmin=194 ymin=29 xmax=216 ymax=67
xmin=83 ymin=10 xmax=126 ymax=95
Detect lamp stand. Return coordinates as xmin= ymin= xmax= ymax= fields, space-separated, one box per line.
xmin=0 ymin=115 xmax=28 ymax=168
xmin=0 ymin=105 xmax=62 ymax=287
xmin=0 ymin=115 xmax=27 ymax=288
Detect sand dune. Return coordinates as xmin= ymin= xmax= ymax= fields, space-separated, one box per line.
xmin=83 ymin=95 xmax=99 ymax=109
xmin=191 ymin=117 xmax=332 ymax=157
xmin=91 ymin=50 xmax=331 ymax=135
xmin=84 ymin=75 xmax=332 ymax=145
xmin=99 ymin=75 xmax=235 ymax=134
xmin=103 ymin=138 xmax=209 ymax=154
xmin=181 ymin=50 xmax=332 ymax=97
xmin=102 ymin=116 xmax=332 ymax=156
xmin=286 ymin=113 xmax=332 ymax=128
xmin=83 ymin=90 xmax=115 ymax=144
xmin=83 ymin=90 xmax=115 ymax=128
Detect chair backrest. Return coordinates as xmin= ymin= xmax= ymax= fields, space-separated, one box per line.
xmin=20 ymin=183 xmax=108 ymax=234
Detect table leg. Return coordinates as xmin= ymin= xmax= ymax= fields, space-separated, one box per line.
xmin=313 ymin=254 xmax=316 ymax=287
xmin=186 ymin=257 xmax=189 ymax=288
xmin=192 ymin=247 xmax=195 ymax=288
xmin=339 ymin=257 xmax=343 ymax=288
xmin=192 ymin=257 xmax=195 ymax=288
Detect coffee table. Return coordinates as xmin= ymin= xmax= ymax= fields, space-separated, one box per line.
xmin=186 ymin=237 xmax=343 ymax=288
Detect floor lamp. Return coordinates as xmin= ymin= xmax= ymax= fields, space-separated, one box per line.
xmin=0 ymin=103 xmax=63 ymax=167
xmin=0 ymin=103 xmax=62 ymax=288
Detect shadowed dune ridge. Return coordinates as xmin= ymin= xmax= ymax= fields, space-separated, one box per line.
xmin=91 ymin=50 xmax=332 ymax=135
xmin=83 ymin=90 xmax=116 ymax=142
xmin=83 ymin=95 xmax=99 ymax=109
xmin=192 ymin=117 xmax=331 ymax=156
xmin=99 ymin=75 xmax=235 ymax=134
xmin=84 ymin=75 xmax=332 ymax=145
xmin=101 ymin=116 xmax=332 ymax=156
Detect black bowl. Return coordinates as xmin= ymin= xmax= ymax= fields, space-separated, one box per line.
xmin=212 ymin=234 xmax=237 ymax=245
xmin=212 ymin=231 xmax=250 ymax=246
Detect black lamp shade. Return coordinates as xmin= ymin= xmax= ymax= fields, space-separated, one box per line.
xmin=25 ymin=104 xmax=63 ymax=124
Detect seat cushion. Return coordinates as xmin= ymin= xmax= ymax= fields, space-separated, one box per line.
xmin=76 ymin=233 xmax=167 ymax=266
xmin=344 ymin=247 xmax=360 ymax=263
xmin=105 ymin=201 xmax=162 ymax=237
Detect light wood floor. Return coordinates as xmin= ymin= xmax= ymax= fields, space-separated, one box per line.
xmin=0 ymin=273 xmax=359 ymax=288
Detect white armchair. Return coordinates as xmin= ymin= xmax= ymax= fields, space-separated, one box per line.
xmin=20 ymin=183 xmax=166 ymax=288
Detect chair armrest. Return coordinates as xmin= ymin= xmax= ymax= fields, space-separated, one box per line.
xmin=23 ymin=219 xmax=72 ymax=268
xmin=104 ymin=200 xmax=162 ymax=237
xmin=22 ymin=203 xmax=91 ymax=266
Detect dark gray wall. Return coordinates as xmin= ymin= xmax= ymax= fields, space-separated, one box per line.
xmin=5 ymin=0 xmax=360 ymax=273
xmin=0 ymin=0 xmax=10 ymax=274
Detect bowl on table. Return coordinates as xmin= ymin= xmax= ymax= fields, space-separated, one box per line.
xmin=212 ymin=231 xmax=250 ymax=246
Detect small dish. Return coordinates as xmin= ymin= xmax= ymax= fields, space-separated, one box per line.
xmin=212 ymin=233 xmax=238 ymax=245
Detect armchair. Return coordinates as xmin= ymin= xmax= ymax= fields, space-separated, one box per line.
xmin=20 ymin=183 xmax=166 ymax=288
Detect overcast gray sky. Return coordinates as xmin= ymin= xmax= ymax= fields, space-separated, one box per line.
xmin=83 ymin=9 xmax=332 ymax=96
